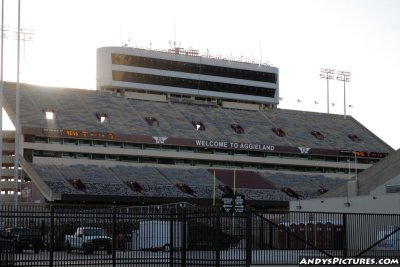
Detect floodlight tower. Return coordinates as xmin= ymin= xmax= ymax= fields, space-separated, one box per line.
xmin=336 ymin=70 xmax=351 ymax=119
xmin=320 ymin=68 xmax=335 ymax=114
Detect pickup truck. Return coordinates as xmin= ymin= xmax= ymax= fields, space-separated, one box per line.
xmin=65 ymin=227 xmax=112 ymax=254
xmin=1 ymin=227 xmax=43 ymax=253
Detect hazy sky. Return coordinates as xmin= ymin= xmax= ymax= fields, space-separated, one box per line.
xmin=2 ymin=0 xmax=400 ymax=149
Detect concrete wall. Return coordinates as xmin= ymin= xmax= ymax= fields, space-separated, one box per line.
xmin=290 ymin=193 xmax=400 ymax=214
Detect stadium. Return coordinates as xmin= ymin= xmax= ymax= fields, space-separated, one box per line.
xmin=0 ymin=45 xmax=394 ymax=209
xmin=1 ymin=45 xmax=400 ymax=266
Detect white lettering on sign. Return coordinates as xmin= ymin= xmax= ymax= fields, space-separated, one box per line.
xmin=195 ymin=139 xmax=228 ymax=148
xmin=195 ymin=139 xmax=275 ymax=152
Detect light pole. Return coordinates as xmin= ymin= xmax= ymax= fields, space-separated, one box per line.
xmin=354 ymin=152 xmax=358 ymax=181
xmin=14 ymin=0 xmax=21 ymax=206
xmin=347 ymin=159 xmax=351 ymax=179
xmin=320 ymin=68 xmax=335 ymax=114
xmin=336 ymin=70 xmax=351 ymax=119
xmin=14 ymin=28 xmax=33 ymax=82
xmin=0 ymin=0 xmax=5 ymax=202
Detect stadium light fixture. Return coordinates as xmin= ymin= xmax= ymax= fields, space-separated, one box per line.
xmin=336 ymin=70 xmax=351 ymax=119
xmin=320 ymin=68 xmax=335 ymax=114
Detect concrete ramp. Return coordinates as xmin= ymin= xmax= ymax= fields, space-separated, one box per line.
xmin=323 ymin=149 xmax=400 ymax=198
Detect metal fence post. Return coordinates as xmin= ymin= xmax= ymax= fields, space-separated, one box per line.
xmin=215 ymin=206 xmax=221 ymax=267
xmin=170 ymin=208 xmax=174 ymax=267
xmin=112 ymin=207 xmax=117 ymax=267
xmin=342 ymin=213 xmax=347 ymax=258
xmin=49 ymin=205 xmax=54 ymax=267
xmin=246 ymin=208 xmax=252 ymax=267
xmin=181 ymin=207 xmax=187 ymax=267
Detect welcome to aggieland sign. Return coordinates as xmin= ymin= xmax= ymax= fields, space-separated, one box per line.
xmin=195 ymin=139 xmax=275 ymax=151
xmin=32 ymin=128 xmax=388 ymax=159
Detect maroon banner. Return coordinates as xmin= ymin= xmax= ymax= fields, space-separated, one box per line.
xmin=21 ymin=127 xmax=388 ymax=159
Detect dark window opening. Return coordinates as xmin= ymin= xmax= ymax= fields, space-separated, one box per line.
xmin=126 ymin=181 xmax=144 ymax=193
xmin=311 ymin=130 xmax=325 ymax=140
xmin=218 ymin=185 xmax=234 ymax=195
xmin=272 ymin=127 xmax=286 ymax=137
xmin=112 ymin=71 xmax=276 ymax=98
xmin=145 ymin=116 xmax=159 ymax=127
xmin=192 ymin=121 xmax=205 ymax=131
xmin=348 ymin=134 xmax=361 ymax=143
xmin=318 ymin=188 xmax=328 ymax=194
xmin=112 ymin=53 xmax=277 ymax=83
xmin=231 ymin=124 xmax=245 ymax=134
xmin=176 ymin=183 xmax=194 ymax=195
xmin=281 ymin=187 xmax=300 ymax=199
xmin=70 ymin=179 xmax=86 ymax=192
xmin=96 ymin=112 xmax=109 ymax=123
xmin=24 ymin=135 xmax=35 ymax=142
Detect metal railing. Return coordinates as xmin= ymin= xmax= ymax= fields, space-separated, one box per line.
xmin=0 ymin=204 xmax=399 ymax=266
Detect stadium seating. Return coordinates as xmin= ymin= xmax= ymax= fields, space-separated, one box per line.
xmin=3 ymin=84 xmax=391 ymax=153
xmin=2 ymin=83 xmax=391 ymax=205
xmin=259 ymin=172 xmax=346 ymax=200
xmin=31 ymin=163 xmax=346 ymax=201
xmin=33 ymin=164 xmax=82 ymax=194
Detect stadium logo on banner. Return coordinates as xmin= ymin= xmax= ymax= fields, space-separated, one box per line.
xmin=153 ymin=136 xmax=168 ymax=144
xmin=298 ymin=147 xmax=311 ymax=154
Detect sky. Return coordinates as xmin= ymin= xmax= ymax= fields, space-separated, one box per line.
xmin=1 ymin=0 xmax=400 ymax=149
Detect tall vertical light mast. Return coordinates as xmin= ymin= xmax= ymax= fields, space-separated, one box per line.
xmin=14 ymin=0 xmax=21 ymax=205
xmin=336 ymin=70 xmax=351 ymax=119
xmin=0 ymin=0 xmax=4 ymax=202
xmin=320 ymin=68 xmax=335 ymax=114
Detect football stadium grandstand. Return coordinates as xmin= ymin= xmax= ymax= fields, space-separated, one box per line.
xmin=0 ymin=46 xmax=394 ymax=209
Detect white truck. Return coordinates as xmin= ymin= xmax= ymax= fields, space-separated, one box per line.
xmin=65 ymin=227 xmax=112 ymax=254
